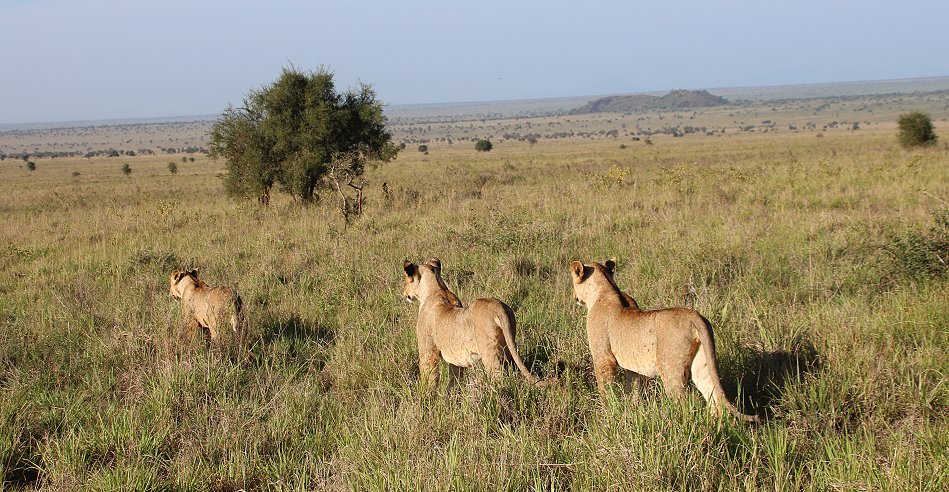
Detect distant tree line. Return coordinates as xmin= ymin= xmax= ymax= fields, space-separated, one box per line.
xmin=1 ymin=151 xmax=85 ymax=160
xmin=0 ymin=147 xmax=207 ymax=161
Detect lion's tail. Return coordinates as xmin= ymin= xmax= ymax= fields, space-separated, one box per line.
xmin=494 ymin=303 xmax=557 ymax=387
xmin=691 ymin=315 xmax=761 ymax=423
xmin=231 ymin=291 xmax=243 ymax=334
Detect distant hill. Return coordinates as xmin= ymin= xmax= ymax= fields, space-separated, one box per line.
xmin=571 ymin=90 xmax=728 ymax=114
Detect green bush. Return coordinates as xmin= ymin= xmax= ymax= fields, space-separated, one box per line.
xmin=897 ymin=111 xmax=937 ymax=148
xmin=168 ymin=162 xmax=178 ymax=175
xmin=475 ymin=139 xmax=493 ymax=152
xmin=121 ymin=163 xmax=132 ymax=175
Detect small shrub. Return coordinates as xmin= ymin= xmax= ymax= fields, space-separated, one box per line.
xmin=168 ymin=162 xmax=178 ymax=175
xmin=417 ymin=144 xmax=428 ymax=153
xmin=188 ymin=157 xmax=195 ymax=162
xmin=897 ymin=111 xmax=937 ymax=148
xmin=475 ymin=139 xmax=493 ymax=152
xmin=121 ymin=163 xmax=132 ymax=175
xmin=71 ymin=171 xmax=81 ymax=177
xmin=26 ymin=161 xmax=36 ymax=172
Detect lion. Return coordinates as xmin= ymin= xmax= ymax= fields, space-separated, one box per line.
xmin=570 ymin=259 xmax=760 ymax=422
xmin=168 ymin=268 xmax=242 ymax=343
xmin=402 ymin=258 xmax=552 ymax=387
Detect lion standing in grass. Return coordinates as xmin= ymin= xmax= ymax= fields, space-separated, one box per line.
xmin=168 ymin=268 xmax=242 ymax=344
xmin=570 ymin=259 xmax=760 ymax=422
xmin=403 ymin=258 xmax=550 ymax=387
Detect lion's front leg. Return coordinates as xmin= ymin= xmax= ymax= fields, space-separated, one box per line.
xmin=592 ymin=353 xmax=619 ymax=399
xmin=417 ymin=329 xmax=441 ymax=387
xmin=589 ymin=331 xmax=620 ymax=398
xmin=177 ymin=314 xmax=200 ymax=343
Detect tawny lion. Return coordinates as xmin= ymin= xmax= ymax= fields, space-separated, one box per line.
xmin=168 ymin=268 xmax=242 ymax=343
xmin=403 ymin=258 xmax=551 ymax=387
xmin=570 ymin=259 xmax=760 ymax=422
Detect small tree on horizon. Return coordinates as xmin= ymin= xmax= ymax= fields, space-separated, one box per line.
xmin=898 ymin=111 xmax=937 ymax=148
xmin=121 ymin=163 xmax=132 ymax=175
xmin=168 ymin=161 xmax=178 ymax=175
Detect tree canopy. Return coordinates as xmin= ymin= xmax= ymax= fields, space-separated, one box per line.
xmin=475 ymin=139 xmax=493 ymax=152
xmin=208 ymin=67 xmax=398 ymax=206
xmin=897 ymin=111 xmax=938 ymax=148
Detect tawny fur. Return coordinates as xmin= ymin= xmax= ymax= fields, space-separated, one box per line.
xmin=168 ymin=268 xmax=242 ymax=343
xmin=403 ymin=259 xmax=550 ymax=387
xmin=570 ymin=259 xmax=760 ymax=423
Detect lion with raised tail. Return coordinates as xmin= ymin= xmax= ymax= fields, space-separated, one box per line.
xmin=570 ymin=259 xmax=760 ymax=423
xmin=168 ymin=268 xmax=242 ymax=344
xmin=403 ymin=258 xmax=553 ymax=387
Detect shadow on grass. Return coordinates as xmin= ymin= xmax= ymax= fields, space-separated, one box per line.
xmin=728 ymin=337 xmax=823 ymax=419
xmin=240 ymin=313 xmax=338 ymax=380
xmin=2 ymin=461 xmax=40 ymax=490
xmin=521 ymin=343 xmax=569 ymax=383
xmin=260 ymin=314 xmax=336 ymax=347
xmin=2 ymin=426 xmax=43 ymax=489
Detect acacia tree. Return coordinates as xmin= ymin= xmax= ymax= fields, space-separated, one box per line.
xmin=208 ymin=67 xmax=398 ymax=212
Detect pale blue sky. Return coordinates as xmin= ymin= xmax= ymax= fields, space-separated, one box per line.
xmin=2 ymin=0 xmax=947 ymax=123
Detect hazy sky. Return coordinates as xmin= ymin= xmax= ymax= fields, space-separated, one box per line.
xmin=2 ymin=0 xmax=947 ymax=123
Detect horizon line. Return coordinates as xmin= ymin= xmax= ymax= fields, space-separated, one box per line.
xmin=2 ymin=74 xmax=948 ymax=130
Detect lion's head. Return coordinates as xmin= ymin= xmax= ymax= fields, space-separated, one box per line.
xmin=168 ymin=268 xmax=199 ymax=299
xmin=402 ymin=259 xmax=443 ymax=303
xmin=569 ymin=259 xmax=617 ymax=306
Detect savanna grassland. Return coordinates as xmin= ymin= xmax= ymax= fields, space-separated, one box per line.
xmin=1 ymin=112 xmax=947 ymax=490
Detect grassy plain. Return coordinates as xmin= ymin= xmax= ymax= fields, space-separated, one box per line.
xmin=0 ymin=119 xmax=947 ymax=489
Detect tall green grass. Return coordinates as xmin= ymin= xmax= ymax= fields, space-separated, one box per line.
xmin=0 ymin=131 xmax=946 ymax=490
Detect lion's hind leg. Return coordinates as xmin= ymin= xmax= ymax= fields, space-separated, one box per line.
xmin=623 ymin=369 xmax=645 ymax=402
xmin=448 ymin=363 xmax=465 ymax=390
xmin=480 ymin=351 xmax=506 ymax=380
xmin=690 ymin=342 xmax=725 ymax=416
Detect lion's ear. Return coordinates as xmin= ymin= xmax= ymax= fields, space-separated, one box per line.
xmin=173 ymin=270 xmax=187 ymax=282
xmin=426 ymin=258 xmax=441 ymax=271
xmin=604 ymin=258 xmax=617 ymax=275
xmin=403 ymin=261 xmax=417 ymax=277
xmin=189 ymin=268 xmax=199 ymax=278
xmin=570 ymin=261 xmax=587 ymax=280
